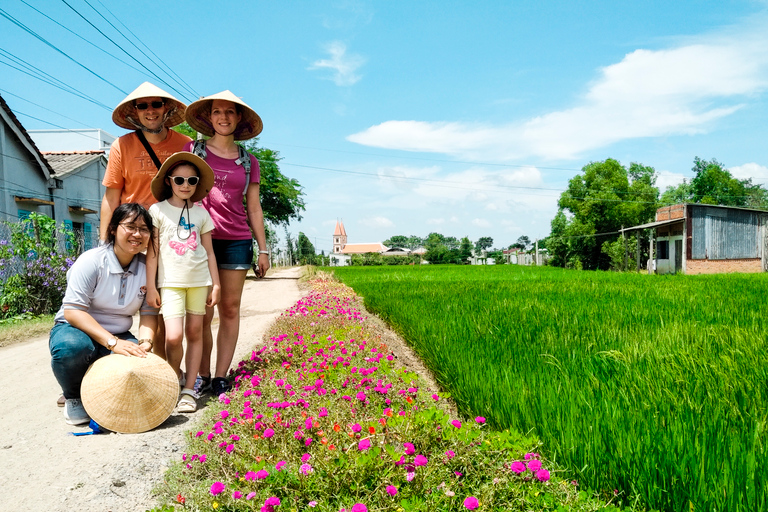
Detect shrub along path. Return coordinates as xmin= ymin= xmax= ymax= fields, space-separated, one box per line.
xmin=0 ymin=267 xmax=305 ymax=512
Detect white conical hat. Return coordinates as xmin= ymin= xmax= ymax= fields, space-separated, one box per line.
xmin=112 ymin=82 xmax=187 ymax=130
xmin=185 ymin=90 xmax=263 ymax=140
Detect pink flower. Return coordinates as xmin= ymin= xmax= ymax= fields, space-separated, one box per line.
xmin=232 ymin=491 xmax=242 ymax=499
xmin=220 ymin=410 xmax=229 ymax=419
xmin=356 ymin=391 xmax=367 ymax=401
xmin=308 ymin=501 xmax=317 ymax=507
xmin=358 ymin=438 xmax=371 ymax=451
xmin=302 ymin=453 xmax=312 ymax=463
xmin=386 ymin=485 xmax=398 ymax=496
xmin=210 ymin=482 xmax=225 ymax=495
xmin=319 ymin=407 xmax=328 ymax=417
xmin=305 ymin=438 xmax=313 ymax=447
xmin=445 ymin=450 xmax=456 ymax=459
xmin=246 ymin=492 xmax=257 ymax=500
xmin=245 ymin=471 xmax=257 ymax=481
xmin=536 ymin=468 xmax=551 ymax=482
xmin=510 ymin=461 xmax=526 ymax=473
xmin=432 ymin=393 xmax=440 ymax=401
xmin=527 ymin=460 xmax=542 ymax=472
xmin=351 ymin=505 xmax=367 ymax=512
xmin=414 ymin=454 xmax=428 ymax=466
xmin=524 ymin=452 xmax=540 ymax=460
xmin=463 ymin=496 xmax=479 ymax=509
xmin=300 ymin=463 xmax=313 ymax=475
xmin=265 ymin=497 xmax=281 ymax=506
xmin=256 ymin=469 xmax=269 ymax=479
xmin=406 ymin=471 xmax=415 ymax=481
xmin=403 ymin=442 xmax=415 ymax=455
xmin=475 ymin=416 xmax=486 ymax=424
xmin=225 ymin=444 xmax=234 ymax=454
xmin=451 ymin=420 xmax=462 ymax=429
xmin=263 ymin=428 xmax=275 ymax=438
xmin=351 ymin=423 xmax=362 ymax=433
xmin=276 ymin=460 xmax=286 ymax=471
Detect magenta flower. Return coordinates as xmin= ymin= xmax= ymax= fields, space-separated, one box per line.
xmin=263 ymin=428 xmax=275 ymax=438
xmin=210 ymin=482 xmax=225 ymax=495
xmin=511 ymin=461 xmax=526 ymax=473
xmin=220 ymin=410 xmax=229 ymax=419
xmin=406 ymin=471 xmax=415 ymax=481
xmin=356 ymin=391 xmax=367 ymax=401
xmin=445 ymin=450 xmax=456 ymax=459
xmin=246 ymin=492 xmax=256 ymax=500
xmin=463 ymin=496 xmax=479 ymax=509
xmin=432 ymin=393 xmax=440 ymax=401
xmin=256 ymin=469 xmax=269 ymax=479
xmin=245 ymin=471 xmax=257 ymax=481
xmin=414 ymin=454 xmax=428 ymax=466
xmin=319 ymin=407 xmax=328 ymax=417
xmin=351 ymin=504 xmax=367 ymax=512
xmin=302 ymin=453 xmax=312 ymax=462
xmin=386 ymin=485 xmax=398 ymax=496
xmin=451 ymin=420 xmax=462 ymax=429
xmin=475 ymin=416 xmax=486 ymax=424
xmin=276 ymin=460 xmax=286 ymax=471
xmin=300 ymin=463 xmax=313 ymax=475
xmin=403 ymin=442 xmax=415 ymax=455
xmin=305 ymin=438 xmax=313 ymax=447
xmin=358 ymin=438 xmax=371 ymax=451
xmin=536 ymin=468 xmax=551 ymax=482
xmin=232 ymin=491 xmax=242 ymax=499
xmin=351 ymin=423 xmax=362 ymax=433
xmin=265 ymin=497 xmax=281 ymax=506
xmin=527 ymin=460 xmax=542 ymax=472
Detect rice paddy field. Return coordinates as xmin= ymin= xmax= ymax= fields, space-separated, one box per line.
xmin=331 ymin=265 xmax=768 ymax=512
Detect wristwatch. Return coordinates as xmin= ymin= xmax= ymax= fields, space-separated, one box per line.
xmin=106 ymin=336 xmax=118 ymax=349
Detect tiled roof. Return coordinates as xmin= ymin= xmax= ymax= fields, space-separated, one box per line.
xmin=42 ymin=151 xmax=105 ymax=177
xmin=341 ymin=243 xmax=386 ymax=254
xmin=334 ymin=219 xmax=347 ymax=236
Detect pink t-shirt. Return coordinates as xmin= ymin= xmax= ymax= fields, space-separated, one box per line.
xmin=183 ymin=141 xmax=260 ymax=240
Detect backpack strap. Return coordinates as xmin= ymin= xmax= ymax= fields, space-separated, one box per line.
xmin=235 ymin=145 xmax=251 ymax=196
xmin=135 ymin=130 xmax=162 ymax=170
xmin=192 ymin=138 xmax=207 ymax=159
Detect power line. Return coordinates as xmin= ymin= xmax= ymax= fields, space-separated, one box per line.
xmin=1 ymin=88 xmax=94 ymax=129
xmin=91 ymin=0 xmax=198 ymax=99
xmin=0 ymin=6 xmax=128 ymax=94
xmin=59 ymin=0 xmax=191 ymax=101
xmin=18 ymin=0 xmax=153 ymax=80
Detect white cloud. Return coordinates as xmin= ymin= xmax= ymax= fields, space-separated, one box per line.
xmin=347 ymin=28 xmax=768 ymax=160
xmin=656 ymin=170 xmax=687 ymax=191
xmin=730 ymin=162 xmax=768 ymax=181
xmin=472 ymin=218 xmax=491 ymax=228
xmin=309 ymin=41 xmax=366 ymax=86
xmin=426 ymin=218 xmax=445 ymax=225
xmin=359 ymin=216 xmax=394 ymax=228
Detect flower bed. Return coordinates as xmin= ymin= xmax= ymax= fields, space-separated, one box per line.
xmin=156 ymin=277 xmax=621 ymax=511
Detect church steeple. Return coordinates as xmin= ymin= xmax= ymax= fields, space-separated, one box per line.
xmin=333 ymin=219 xmax=347 ymax=253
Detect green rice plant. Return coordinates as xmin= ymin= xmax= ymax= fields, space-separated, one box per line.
xmin=332 ymin=265 xmax=768 ymax=512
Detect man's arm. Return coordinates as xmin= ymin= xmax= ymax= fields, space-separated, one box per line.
xmin=99 ymin=188 xmax=121 ymax=242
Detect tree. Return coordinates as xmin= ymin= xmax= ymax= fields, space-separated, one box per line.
xmin=383 ymin=235 xmax=409 ymax=248
xmin=459 ymin=237 xmax=473 ymax=262
xmin=298 ymin=232 xmax=316 ymax=264
xmin=173 ymin=123 xmax=306 ymax=226
xmin=552 ymin=158 xmax=659 ymax=270
xmin=475 ymin=237 xmax=493 ymax=254
xmin=512 ymin=235 xmax=531 ymax=251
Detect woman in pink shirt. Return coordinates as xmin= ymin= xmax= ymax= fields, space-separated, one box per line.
xmin=184 ymin=91 xmax=270 ymax=396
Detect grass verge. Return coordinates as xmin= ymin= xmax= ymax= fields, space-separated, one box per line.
xmin=0 ymin=313 xmax=54 ymax=348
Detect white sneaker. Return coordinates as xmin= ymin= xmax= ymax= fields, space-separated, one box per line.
xmin=64 ymin=398 xmax=91 ymax=425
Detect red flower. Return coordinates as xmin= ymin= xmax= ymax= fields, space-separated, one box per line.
xmin=176 ymin=494 xmax=185 ymax=504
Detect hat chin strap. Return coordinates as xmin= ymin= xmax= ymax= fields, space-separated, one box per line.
xmin=125 ymin=106 xmax=177 ymax=134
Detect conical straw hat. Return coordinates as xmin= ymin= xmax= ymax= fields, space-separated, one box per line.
xmin=112 ymin=82 xmax=187 ymax=130
xmin=185 ymin=90 xmax=263 ymax=140
xmin=81 ymin=353 xmax=179 ymax=434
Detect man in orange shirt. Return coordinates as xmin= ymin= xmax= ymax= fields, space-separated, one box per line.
xmin=99 ymin=82 xmax=192 ymax=241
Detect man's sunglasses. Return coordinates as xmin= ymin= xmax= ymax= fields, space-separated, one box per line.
xmin=135 ymin=101 xmax=165 ymax=110
xmin=170 ymin=176 xmax=200 ymax=186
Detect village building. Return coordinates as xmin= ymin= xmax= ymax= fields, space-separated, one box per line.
xmin=622 ymin=203 xmax=768 ymax=275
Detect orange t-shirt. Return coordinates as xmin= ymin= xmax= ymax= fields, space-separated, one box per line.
xmin=102 ymin=130 xmax=192 ymax=209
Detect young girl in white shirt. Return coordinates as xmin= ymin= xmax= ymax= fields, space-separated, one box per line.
xmin=146 ymin=152 xmax=221 ymax=412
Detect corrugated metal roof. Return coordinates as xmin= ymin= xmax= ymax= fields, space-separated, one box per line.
xmin=620 ymin=218 xmax=683 ymax=233
xmin=42 ymin=151 xmax=105 ymax=177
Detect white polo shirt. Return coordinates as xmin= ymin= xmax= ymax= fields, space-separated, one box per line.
xmin=54 ymin=244 xmax=159 ymax=334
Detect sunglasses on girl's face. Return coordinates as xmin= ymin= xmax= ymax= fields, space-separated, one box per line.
xmin=170 ymin=176 xmax=200 ymax=186
xmin=135 ymin=101 xmax=165 ymax=110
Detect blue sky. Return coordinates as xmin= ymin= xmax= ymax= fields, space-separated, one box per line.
xmin=2 ymin=1 xmax=768 ymax=253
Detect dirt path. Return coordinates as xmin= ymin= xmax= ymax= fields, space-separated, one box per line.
xmin=0 ymin=267 xmax=306 ymax=512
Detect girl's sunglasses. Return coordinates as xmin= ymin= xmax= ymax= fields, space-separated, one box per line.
xmin=169 ymin=176 xmax=200 ymax=186
xmin=135 ymin=101 xmax=165 ymax=110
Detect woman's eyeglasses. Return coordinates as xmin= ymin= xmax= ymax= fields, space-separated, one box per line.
xmin=135 ymin=101 xmax=165 ymax=110
xmin=170 ymin=176 xmax=200 ymax=186
xmin=119 ymin=223 xmax=151 ymax=236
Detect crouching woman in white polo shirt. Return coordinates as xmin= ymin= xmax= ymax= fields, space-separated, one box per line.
xmin=49 ymin=203 xmax=159 ymax=425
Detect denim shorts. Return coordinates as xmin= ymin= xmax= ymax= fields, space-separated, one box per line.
xmin=212 ymin=238 xmax=253 ymax=270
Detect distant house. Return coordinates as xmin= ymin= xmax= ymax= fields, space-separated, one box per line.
xmin=28 ymin=129 xmax=115 ymax=153
xmin=44 ymin=151 xmax=107 ymax=249
xmin=622 ymin=203 xmax=768 ymax=275
xmin=0 ymin=94 xmax=56 ymax=222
